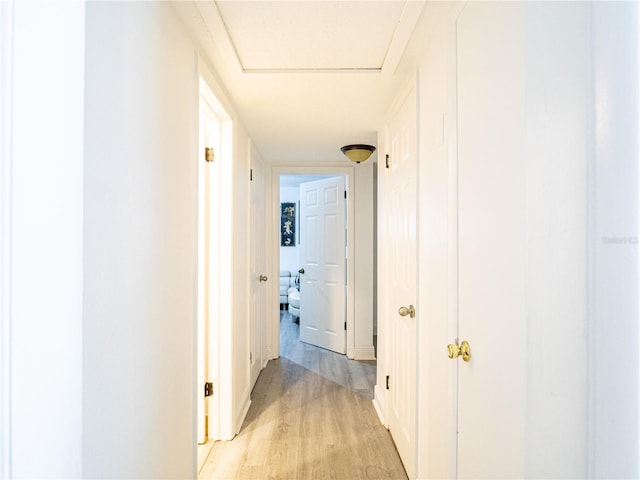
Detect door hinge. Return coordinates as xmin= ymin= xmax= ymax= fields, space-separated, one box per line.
xmin=250 ymin=352 xmax=253 ymax=363
xmin=385 ymin=154 xmax=389 ymax=169
xmin=344 ymin=190 xmax=347 ymax=199
xmin=344 ymin=321 xmax=347 ymax=331
xmin=204 ymin=382 xmax=214 ymax=398
xmin=205 ymin=147 xmax=215 ymax=163
xmin=386 ymin=375 xmax=390 ymax=390
xmin=250 ymin=168 xmax=253 ymax=181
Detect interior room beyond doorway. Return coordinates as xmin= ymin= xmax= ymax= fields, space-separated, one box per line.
xmin=279 ymin=175 xmax=335 ymax=263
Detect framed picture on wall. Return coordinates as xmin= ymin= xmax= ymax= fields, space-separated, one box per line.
xmin=281 ymin=202 xmax=296 ymax=246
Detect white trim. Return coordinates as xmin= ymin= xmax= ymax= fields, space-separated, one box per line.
xmin=447 ymin=1 xmax=467 ymax=22
xmin=0 ymin=1 xmax=13 ymax=476
xmin=263 ymin=166 xmax=277 ymax=360
xmin=234 ymin=387 xmax=251 ymax=436
xmin=374 ymin=131 xmax=390 ymax=446
xmin=385 ymin=72 xmax=416 ymax=121
xmin=372 ymin=384 xmax=388 ymax=427
xmin=195 ymin=1 xmax=243 ymax=76
xmin=382 ymin=1 xmax=426 ymax=76
xmin=197 ymin=55 xmax=238 ymax=121
xmin=351 ymin=346 xmax=375 ymax=360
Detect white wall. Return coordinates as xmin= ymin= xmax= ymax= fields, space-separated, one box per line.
xmin=353 ymin=165 xmax=375 ymax=358
xmin=590 ymin=3 xmax=639 ymax=477
xmin=82 ymin=2 xmax=258 ymax=464
xmin=2 ymin=2 xmax=85 ymax=477
xmin=279 ymin=186 xmax=301 ymax=273
xmin=83 ymin=3 xmax=197 ymax=477
xmin=523 ymin=4 xmax=589 ymax=476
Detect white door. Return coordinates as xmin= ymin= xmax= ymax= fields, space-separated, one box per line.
xmin=249 ymin=144 xmax=266 ymax=388
xmin=456 ymin=3 xmax=526 ymax=477
xmin=386 ymin=87 xmax=418 ymax=479
xmin=298 ymin=176 xmax=346 ymax=354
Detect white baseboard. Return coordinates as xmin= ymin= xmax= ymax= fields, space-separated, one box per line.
xmin=234 ymin=392 xmax=251 ymax=435
xmin=350 ymin=345 xmax=376 ymax=360
xmin=372 ymin=384 xmax=387 ymax=427
xmin=267 ymin=346 xmax=279 ymax=361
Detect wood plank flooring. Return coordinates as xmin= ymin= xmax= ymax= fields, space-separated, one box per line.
xmin=199 ymin=312 xmax=407 ymax=480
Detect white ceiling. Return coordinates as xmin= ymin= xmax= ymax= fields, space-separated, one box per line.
xmin=217 ymin=1 xmax=406 ymax=71
xmin=178 ymin=1 xmax=426 ymax=163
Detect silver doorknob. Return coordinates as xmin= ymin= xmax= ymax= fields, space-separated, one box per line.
xmin=259 ymin=275 xmax=268 ymax=282
xmin=398 ymin=305 xmax=415 ymax=318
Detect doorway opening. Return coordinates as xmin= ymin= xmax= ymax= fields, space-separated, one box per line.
xmin=268 ymin=166 xmax=375 ymax=362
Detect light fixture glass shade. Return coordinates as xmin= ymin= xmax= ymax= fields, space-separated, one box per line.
xmin=340 ymin=144 xmax=376 ymax=164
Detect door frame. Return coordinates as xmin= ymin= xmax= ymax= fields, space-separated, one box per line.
xmin=267 ymin=165 xmax=358 ymax=360
xmin=197 ymin=65 xmax=235 ymax=442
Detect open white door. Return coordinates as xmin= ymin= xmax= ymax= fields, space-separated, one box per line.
xmin=385 ymin=86 xmax=418 ymax=479
xmin=249 ymin=143 xmax=266 ymax=388
xmin=298 ymin=176 xmax=347 ymax=354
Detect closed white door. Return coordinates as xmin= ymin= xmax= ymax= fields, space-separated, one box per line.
xmin=299 ymin=176 xmax=346 ymax=354
xmin=386 ymin=86 xmax=418 ymax=479
xmin=249 ymin=144 xmax=266 ymax=388
xmin=456 ymin=3 xmax=526 ymax=478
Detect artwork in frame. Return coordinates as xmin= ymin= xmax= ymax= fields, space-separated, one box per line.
xmin=281 ymin=202 xmax=296 ymax=247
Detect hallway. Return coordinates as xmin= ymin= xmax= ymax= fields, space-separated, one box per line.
xmin=199 ymin=313 xmax=407 ymax=479
xmin=3 ymin=2 xmax=638 ymax=478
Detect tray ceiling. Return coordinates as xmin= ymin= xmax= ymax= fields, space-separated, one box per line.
xmin=178 ymin=0 xmax=426 ymax=162
xmin=215 ymin=1 xmax=409 ymax=72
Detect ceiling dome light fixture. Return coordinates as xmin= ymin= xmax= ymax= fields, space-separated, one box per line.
xmin=340 ymin=144 xmax=376 ymax=164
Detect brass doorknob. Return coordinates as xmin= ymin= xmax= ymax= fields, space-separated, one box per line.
xmin=398 ymin=305 xmax=415 ymax=318
xmin=259 ymin=275 xmax=268 ymax=282
xmin=447 ymin=340 xmax=471 ymax=362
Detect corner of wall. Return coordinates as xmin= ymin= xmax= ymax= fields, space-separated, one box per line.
xmin=235 ymin=393 xmax=252 ymax=436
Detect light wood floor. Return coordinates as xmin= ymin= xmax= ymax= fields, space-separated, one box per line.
xmin=199 ymin=312 xmax=407 ymax=480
